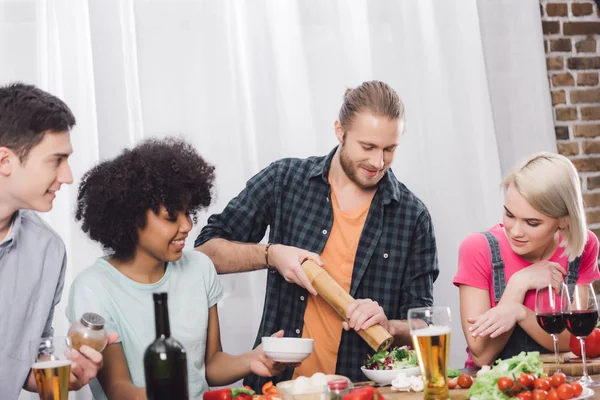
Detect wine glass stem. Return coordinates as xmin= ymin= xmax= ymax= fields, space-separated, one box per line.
xmin=580 ymin=337 xmax=590 ymax=379
xmin=552 ymin=334 xmax=560 ymax=371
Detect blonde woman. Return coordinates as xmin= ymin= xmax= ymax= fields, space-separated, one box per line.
xmin=454 ymin=152 xmax=600 ymax=367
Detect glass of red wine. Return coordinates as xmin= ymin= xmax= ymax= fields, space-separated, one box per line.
xmin=565 ymin=282 xmax=600 ymax=387
xmin=536 ymin=283 xmax=568 ymax=376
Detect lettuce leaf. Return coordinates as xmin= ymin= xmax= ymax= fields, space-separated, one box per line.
xmin=447 ymin=368 xmax=462 ymax=378
xmin=467 ymin=352 xmax=544 ymax=399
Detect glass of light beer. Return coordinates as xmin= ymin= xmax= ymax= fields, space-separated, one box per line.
xmin=408 ymin=307 xmax=451 ymax=400
xmin=32 ymin=336 xmax=72 ymax=400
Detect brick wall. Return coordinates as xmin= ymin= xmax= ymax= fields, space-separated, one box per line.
xmin=541 ymin=0 xmax=600 ymax=237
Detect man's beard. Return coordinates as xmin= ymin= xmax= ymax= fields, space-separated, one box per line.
xmin=339 ymin=144 xmax=384 ymax=190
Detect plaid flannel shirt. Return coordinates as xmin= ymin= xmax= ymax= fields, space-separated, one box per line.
xmin=195 ymin=147 xmax=439 ymax=389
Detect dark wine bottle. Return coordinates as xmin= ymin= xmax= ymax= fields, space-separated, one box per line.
xmin=144 ymin=292 xmax=189 ymax=400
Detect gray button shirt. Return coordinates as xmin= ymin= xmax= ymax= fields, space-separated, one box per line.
xmin=0 ymin=210 xmax=67 ymax=399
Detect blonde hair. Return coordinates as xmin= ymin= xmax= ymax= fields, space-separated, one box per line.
xmin=502 ymin=152 xmax=587 ymax=261
xmin=339 ymin=80 xmax=405 ymax=130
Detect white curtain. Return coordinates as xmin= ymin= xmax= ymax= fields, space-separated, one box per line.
xmin=0 ymin=1 xmax=554 ymax=398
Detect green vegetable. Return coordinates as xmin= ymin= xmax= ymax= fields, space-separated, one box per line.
xmin=363 ymin=346 xmax=418 ymax=370
xmin=447 ymin=368 xmax=462 ymax=379
xmin=467 ymin=352 xmax=544 ymax=400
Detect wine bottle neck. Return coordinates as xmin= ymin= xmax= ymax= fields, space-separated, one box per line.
xmin=154 ymin=299 xmax=171 ymax=338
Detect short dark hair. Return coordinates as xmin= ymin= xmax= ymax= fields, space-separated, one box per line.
xmin=0 ymin=82 xmax=76 ymax=160
xmin=75 ymin=137 xmax=216 ymax=260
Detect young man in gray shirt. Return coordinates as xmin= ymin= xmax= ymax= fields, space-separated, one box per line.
xmin=0 ymin=83 xmax=117 ymax=398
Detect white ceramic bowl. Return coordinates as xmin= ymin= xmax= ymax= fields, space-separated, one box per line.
xmin=261 ymin=337 xmax=314 ymax=363
xmin=276 ymin=374 xmax=350 ymax=400
xmin=360 ymin=366 xmax=421 ymax=386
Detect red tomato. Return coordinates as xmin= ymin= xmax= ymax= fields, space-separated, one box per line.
xmin=518 ymin=373 xmax=536 ymax=389
xmin=556 ymin=383 xmax=574 ymax=400
xmin=498 ymin=377 xmax=515 ymax=393
xmin=547 ymin=389 xmax=559 ymax=400
xmin=457 ymin=374 xmax=473 ymax=389
xmin=533 ymin=389 xmax=548 ymax=400
xmin=570 ymin=382 xmax=583 ymax=397
xmin=447 ymin=377 xmax=457 ymax=389
xmin=569 ymin=328 xmax=600 ymax=358
xmin=342 ymin=387 xmax=383 ymax=400
xmin=534 ymin=378 xmax=551 ymax=391
xmin=517 ymin=391 xmax=533 ymax=400
xmin=550 ymin=373 xmax=566 ymax=388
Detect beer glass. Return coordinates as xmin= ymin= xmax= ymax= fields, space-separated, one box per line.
xmin=408 ymin=307 xmax=451 ymax=400
xmin=32 ymin=336 xmax=72 ymax=400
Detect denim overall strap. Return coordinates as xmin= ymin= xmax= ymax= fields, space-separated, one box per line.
xmin=566 ymin=256 xmax=581 ymax=299
xmin=482 ymin=231 xmax=505 ymax=303
xmin=482 ymin=231 xmax=549 ymax=361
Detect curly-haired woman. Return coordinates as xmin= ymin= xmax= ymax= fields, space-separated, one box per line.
xmin=66 ymin=137 xmax=286 ymax=400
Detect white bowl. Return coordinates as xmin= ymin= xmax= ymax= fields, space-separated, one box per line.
xmin=261 ymin=337 xmax=314 ymax=363
xmin=276 ymin=374 xmax=350 ymax=400
xmin=360 ymin=366 xmax=421 ymax=386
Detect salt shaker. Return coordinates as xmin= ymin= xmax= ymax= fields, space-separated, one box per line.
xmin=68 ymin=312 xmax=108 ymax=352
xmin=327 ymin=379 xmax=350 ymax=400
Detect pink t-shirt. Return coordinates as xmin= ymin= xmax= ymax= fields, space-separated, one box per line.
xmin=453 ymin=223 xmax=600 ymax=366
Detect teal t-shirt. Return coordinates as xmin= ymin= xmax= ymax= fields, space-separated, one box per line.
xmin=66 ymin=251 xmax=223 ymax=399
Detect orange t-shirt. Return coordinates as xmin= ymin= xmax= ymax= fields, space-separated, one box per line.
xmin=293 ymin=187 xmax=372 ymax=377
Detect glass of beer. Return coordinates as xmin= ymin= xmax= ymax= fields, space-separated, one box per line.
xmin=32 ymin=336 xmax=73 ymax=400
xmin=408 ymin=306 xmax=451 ymax=400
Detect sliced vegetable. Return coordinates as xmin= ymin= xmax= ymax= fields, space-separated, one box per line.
xmin=204 ymin=388 xmax=255 ymax=400
xmin=261 ymin=381 xmax=279 ymax=396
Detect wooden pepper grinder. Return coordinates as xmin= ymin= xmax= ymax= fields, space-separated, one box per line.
xmin=301 ymin=259 xmax=394 ymax=352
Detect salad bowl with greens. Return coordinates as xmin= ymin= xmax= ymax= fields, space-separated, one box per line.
xmin=360 ymin=346 xmax=420 ymax=385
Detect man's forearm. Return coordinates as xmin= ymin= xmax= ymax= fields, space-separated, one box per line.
xmin=388 ymin=320 xmax=413 ymax=347
xmin=196 ymin=238 xmax=267 ymax=273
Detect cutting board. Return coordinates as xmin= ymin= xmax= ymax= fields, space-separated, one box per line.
xmin=541 ymin=352 xmax=600 ymax=375
xmin=356 ymin=381 xmax=469 ymax=400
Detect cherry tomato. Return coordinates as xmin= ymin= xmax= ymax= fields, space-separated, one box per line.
xmin=518 ymin=373 xmax=536 ymax=390
xmin=551 ymin=373 xmax=566 ymax=388
xmin=447 ymin=377 xmax=457 ymax=389
xmin=517 ymin=391 xmax=533 ymax=400
xmin=547 ymin=389 xmax=559 ymax=400
xmin=498 ymin=377 xmax=515 ymax=393
xmin=533 ymin=389 xmax=548 ymax=400
xmin=570 ymin=381 xmax=583 ymax=397
xmin=556 ymin=383 xmax=574 ymax=400
xmin=457 ymin=374 xmax=473 ymax=389
xmin=534 ymin=378 xmax=551 ymax=391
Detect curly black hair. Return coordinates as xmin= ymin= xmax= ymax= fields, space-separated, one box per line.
xmin=0 ymin=82 xmax=76 ymax=161
xmin=76 ymin=137 xmax=215 ymax=260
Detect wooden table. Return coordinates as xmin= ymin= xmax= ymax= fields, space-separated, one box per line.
xmin=356 ymin=377 xmax=600 ymax=399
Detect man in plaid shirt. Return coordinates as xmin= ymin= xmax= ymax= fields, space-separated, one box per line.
xmin=195 ymin=80 xmax=439 ymax=388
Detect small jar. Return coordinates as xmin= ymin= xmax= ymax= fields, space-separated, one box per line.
xmin=68 ymin=312 xmax=108 ymax=352
xmin=327 ymin=379 xmax=350 ymax=400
